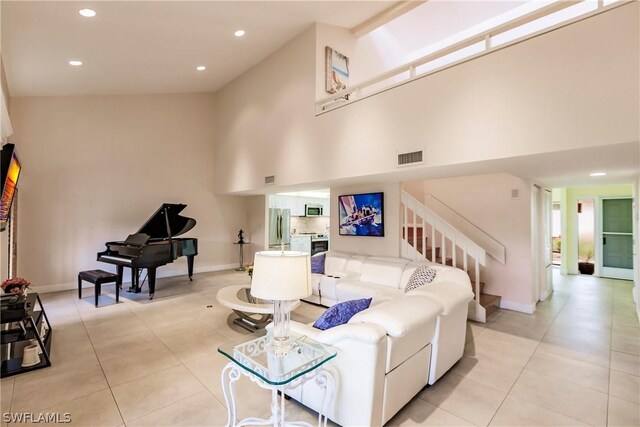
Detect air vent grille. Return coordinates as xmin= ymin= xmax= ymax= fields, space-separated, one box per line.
xmin=264 ymin=175 xmax=275 ymax=184
xmin=397 ymin=150 xmax=423 ymax=166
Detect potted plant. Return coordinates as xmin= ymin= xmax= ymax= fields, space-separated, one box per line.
xmin=578 ymin=251 xmax=595 ymax=275
xmin=1 ymin=277 xmax=31 ymax=296
xmin=1 ymin=277 xmax=31 ymax=322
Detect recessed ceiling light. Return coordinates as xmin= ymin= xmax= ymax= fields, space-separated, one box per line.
xmin=69 ymin=60 xmax=83 ymax=66
xmin=196 ymin=65 xmax=206 ymax=71
xmin=590 ymin=172 xmax=607 ymax=177
xmin=234 ymin=30 xmax=245 ymax=37
xmin=78 ymin=8 xmax=96 ymax=18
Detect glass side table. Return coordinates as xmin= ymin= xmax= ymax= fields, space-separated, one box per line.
xmin=218 ymin=330 xmax=337 ymax=427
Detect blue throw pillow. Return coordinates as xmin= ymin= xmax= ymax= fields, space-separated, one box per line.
xmin=310 ymin=252 xmax=326 ymax=274
xmin=312 ymin=298 xmax=372 ymax=330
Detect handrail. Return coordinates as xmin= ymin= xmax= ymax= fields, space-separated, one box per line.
xmin=316 ymin=0 xmax=629 ymax=114
xmin=401 ymin=190 xmax=489 ymax=322
xmin=401 ymin=191 xmax=487 ymax=266
xmin=426 ymin=194 xmax=506 ymax=264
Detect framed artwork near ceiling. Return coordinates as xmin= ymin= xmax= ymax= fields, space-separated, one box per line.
xmin=325 ymin=46 xmax=349 ymax=95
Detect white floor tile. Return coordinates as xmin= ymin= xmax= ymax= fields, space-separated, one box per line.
xmin=490 ymin=395 xmax=589 ymax=426
xmin=419 ymin=373 xmax=506 ymax=426
xmin=9 ymin=270 xmax=639 ymax=427
xmin=510 ymin=369 xmax=608 ymax=426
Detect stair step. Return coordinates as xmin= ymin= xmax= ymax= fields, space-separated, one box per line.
xmin=479 ymin=293 xmax=501 ymax=316
xmin=425 ymin=255 xmax=453 ymax=266
xmin=424 ymin=246 xmax=441 ymax=255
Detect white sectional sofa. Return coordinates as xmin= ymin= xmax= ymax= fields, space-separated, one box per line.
xmin=289 ymin=251 xmax=474 ymax=426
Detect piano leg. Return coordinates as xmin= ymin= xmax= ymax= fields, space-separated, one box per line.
xmin=148 ymin=267 xmax=157 ymax=299
xmin=128 ymin=268 xmax=141 ymax=293
xmin=116 ymin=265 xmax=124 ymax=290
xmin=187 ymin=255 xmax=195 ymax=281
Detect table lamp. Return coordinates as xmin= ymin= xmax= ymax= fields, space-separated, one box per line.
xmin=250 ymin=250 xmax=311 ymax=355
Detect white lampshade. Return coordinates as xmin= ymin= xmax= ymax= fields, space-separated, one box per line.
xmin=250 ymin=251 xmax=311 ymax=300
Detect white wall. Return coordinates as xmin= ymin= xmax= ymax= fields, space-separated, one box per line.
xmin=404 ymin=173 xmax=535 ymax=312
xmin=214 ymin=25 xmax=317 ymax=194
xmin=246 ymin=194 xmax=266 ymax=265
xmin=10 ymin=94 xmax=248 ymax=291
xmin=330 ymin=181 xmax=400 ymax=257
xmin=215 ymin=3 xmax=638 ymax=195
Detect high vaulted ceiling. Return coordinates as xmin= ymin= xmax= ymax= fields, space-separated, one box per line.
xmin=1 ymin=1 xmax=395 ymax=97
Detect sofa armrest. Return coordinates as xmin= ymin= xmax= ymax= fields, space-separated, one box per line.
xmin=289 ymin=321 xmax=386 ymax=346
xmin=349 ymin=296 xmax=443 ymax=337
xmin=406 ymin=282 xmax=473 ymax=315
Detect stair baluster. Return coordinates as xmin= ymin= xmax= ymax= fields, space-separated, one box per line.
xmin=401 ymin=190 xmax=493 ymax=322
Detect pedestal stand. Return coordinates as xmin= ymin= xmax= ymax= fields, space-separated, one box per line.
xmin=233 ymin=242 xmax=250 ymax=271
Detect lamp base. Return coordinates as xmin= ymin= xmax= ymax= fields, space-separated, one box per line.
xmin=269 ymin=300 xmax=293 ymax=356
xmin=267 ymin=336 xmax=295 ymax=356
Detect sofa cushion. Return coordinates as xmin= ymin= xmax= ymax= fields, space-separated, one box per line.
xmin=430 ymin=265 xmax=473 ymax=287
xmin=311 ymin=252 xmax=326 ymax=274
xmin=368 ymin=256 xmax=411 ymax=265
xmin=359 ymin=258 xmax=409 ymax=288
xmin=404 ymin=265 xmax=437 ymax=292
xmin=313 ymin=298 xmax=372 ymax=330
xmin=325 ymin=252 xmax=353 ymax=275
xmin=335 ymin=279 xmax=402 ymax=303
xmin=344 ymin=255 xmax=368 ymax=277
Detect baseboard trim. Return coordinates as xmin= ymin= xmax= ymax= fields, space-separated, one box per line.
xmin=500 ymin=299 xmax=536 ymax=314
xmin=34 ymin=263 xmax=239 ymax=294
xmin=539 ymin=289 xmax=551 ymax=301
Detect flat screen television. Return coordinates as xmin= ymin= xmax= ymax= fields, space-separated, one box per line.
xmin=338 ymin=192 xmax=384 ymax=237
xmin=1 ymin=144 xmax=21 ymax=228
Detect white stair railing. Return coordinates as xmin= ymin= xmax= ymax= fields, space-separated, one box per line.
xmin=401 ymin=190 xmax=488 ymax=322
xmin=426 ymin=194 xmax=506 ymax=264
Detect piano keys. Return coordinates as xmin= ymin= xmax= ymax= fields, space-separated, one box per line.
xmin=97 ymin=203 xmax=198 ymax=299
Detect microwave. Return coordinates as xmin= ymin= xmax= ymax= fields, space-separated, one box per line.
xmin=305 ymin=204 xmax=323 ymax=217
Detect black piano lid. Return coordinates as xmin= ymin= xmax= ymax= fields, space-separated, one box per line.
xmin=137 ymin=203 xmax=196 ymax=239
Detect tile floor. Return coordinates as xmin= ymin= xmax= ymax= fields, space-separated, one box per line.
xmin=0 ymin=269 xmax=638 ymax=426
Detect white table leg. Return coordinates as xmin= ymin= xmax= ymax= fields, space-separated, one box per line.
xmin=221 ymin=363 xmax=334 ymax=427
xmin=222 ymin=362 xmax=242 ymax=427
xmin=314 ymin=369 xmax=335 ymax=427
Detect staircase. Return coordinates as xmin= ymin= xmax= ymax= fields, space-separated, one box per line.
xmin=401 ymin=191 xmax=501 ymax=323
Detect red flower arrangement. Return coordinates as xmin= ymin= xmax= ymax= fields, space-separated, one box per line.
xmin=1 ymin=277 xmax=31 ymax=296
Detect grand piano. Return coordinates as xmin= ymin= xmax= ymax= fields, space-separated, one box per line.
xmin=97 ymin=203 xmax=198 ymax=299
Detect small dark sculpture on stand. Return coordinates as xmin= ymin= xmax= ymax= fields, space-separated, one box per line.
xmin=235 ymin=229 xmax=249 ymax=271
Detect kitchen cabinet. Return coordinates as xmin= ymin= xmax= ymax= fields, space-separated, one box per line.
xmin=322 ymin=198 xmax=330 ymax=216
xmin=291 ymin=235 xmax=312 ymax=254
xmin=269 ymin=195 xmax=330 ymax=217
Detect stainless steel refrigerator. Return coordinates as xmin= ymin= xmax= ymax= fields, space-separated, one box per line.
xmin=269 ymin=208 xmax=291 ymax=250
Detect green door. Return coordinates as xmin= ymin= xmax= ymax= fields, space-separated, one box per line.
xmin=602 ymin=198 xmax=634 ymax=280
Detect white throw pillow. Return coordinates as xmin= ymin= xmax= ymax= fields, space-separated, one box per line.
xmin=404 ymin=266 xmax=437 ymax=293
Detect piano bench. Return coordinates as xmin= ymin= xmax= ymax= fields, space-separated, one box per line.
xmin=78 ymin=269 xmax=119 ymax=307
